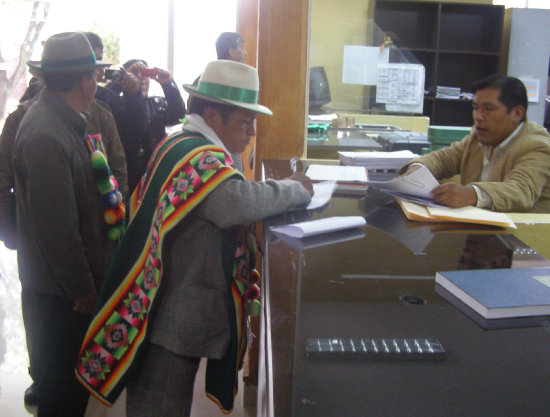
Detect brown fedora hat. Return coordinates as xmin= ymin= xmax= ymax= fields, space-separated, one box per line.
xmin=28 ymin=32 xmax=110 ymax=73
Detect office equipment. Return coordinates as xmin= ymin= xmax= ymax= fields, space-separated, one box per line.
xmin=435 ymin=268 xmax=550 ymax=320
xmin=376 ymin=131 xmax=430 ymax=153
xmin=428 ymin=125 xmax=471 ymax=151
xmin=374 ymin=1 xmax=504 ymax=126
xmin=306 ymin=337 xmax=445 ymax=360
xmin=309 ymin=66 xmax=331 ymax=110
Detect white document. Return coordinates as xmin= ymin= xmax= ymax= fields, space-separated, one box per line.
xmin=376 ymin=63 xmax=425 ymax=105
xmin=306 ymin=164 xmax=368 ymax=184
xmin=307 ymin=181 xmax=337 ymax=210
xmin=270 ymin=216 xmax=367 ymax=239
xmin=308 ymin=113 xmax=339 ymax=122
xmin=338 ymin=150 xmax=418 ymax=170
xmin=276 ymin=228 xmax=366 ymax=250
xmin=367 ymin=165 xmax=439 ymax=199
xmin=342 ymin=45 xmax=390 ymax=86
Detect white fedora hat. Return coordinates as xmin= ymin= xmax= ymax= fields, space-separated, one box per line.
xmin=183 ymin=60 xmax=272 ymax=116
xmin=28 ymin=32 xmax=110 ymax=73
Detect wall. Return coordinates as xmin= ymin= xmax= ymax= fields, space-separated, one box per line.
xmin=503 ymin=8 xmax=550 ymax=125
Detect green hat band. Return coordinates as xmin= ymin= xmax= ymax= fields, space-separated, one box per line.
xmin=198 ymin=81 xmax=258 ymax=104
xmin=40 ymin=53 xmax=98 ymax=72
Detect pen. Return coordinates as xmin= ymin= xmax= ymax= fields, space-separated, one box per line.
xmin=290 ymin=157 xmax=297 ymax=174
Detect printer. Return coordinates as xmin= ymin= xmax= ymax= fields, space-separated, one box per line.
xmin=376 ymin=131 xmax=430 ymax=154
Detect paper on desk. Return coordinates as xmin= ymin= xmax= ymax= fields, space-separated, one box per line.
xmin=308 ymin=113 xmax=338 ymax=122
xmin=307 ymin=181 xmax=336 ymax=210
xmin=367 ymin=165 xmax=439 ymax=199
xmin=276 ymin=227 xmax=366 ymax=250
xmin=306 ymin=164 xmax=368 ymax=183
xmin=270 ymin=216 xmax=366 ymax=239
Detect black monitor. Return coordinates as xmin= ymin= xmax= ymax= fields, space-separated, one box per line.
xmin=309 ymin=66 xmax=331 ymax=110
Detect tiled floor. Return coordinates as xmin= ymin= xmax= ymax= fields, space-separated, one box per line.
xmin=0 ymin=244 xmax=255 ymax=417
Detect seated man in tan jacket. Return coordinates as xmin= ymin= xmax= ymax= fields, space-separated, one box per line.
xmin=400 ymin=74 xmax=550 ymax=213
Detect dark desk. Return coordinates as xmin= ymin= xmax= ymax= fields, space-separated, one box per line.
xmin=259 ymin=160 xmax=550 ymax=417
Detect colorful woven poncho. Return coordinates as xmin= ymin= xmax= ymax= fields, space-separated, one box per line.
xmin=75 ymin=131 xmax=255 ymax=413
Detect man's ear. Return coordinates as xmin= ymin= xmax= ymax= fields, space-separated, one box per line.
xmin=511 ymin=105 xmax=526 ymax=123
xmin=228 ymin=48 xmax=237 ymax=61
xmin=202 ymin=106 xmax=220 ymax=129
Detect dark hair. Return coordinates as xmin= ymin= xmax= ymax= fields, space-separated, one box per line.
xmin=123 ymin=59 xmax=148 ymax=69
xmin=43 ymin=70 xmax=95 ymax=92
xmin=472 ymin=74 xmax=528 ymax=119
xmin=83 ymin=32 xmax=103 ymax=53
xmin=188 ymin=96 xmax=237 ymax=122
xmin=19 ymin=77 xmax=43 ymax=103
xmin=215 ymin=32 xmax=244 ymax=60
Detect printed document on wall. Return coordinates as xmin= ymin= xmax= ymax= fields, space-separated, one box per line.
xmin=342 ymin=45 xmax=390 ymax=86
xmin=376 ymin=63 xmax=425 ymax=113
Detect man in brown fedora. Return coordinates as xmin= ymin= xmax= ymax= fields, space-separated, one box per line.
xmin=76 ymin=59 xmax=313 ymax=416
xmin=12 ymin=31 xmax=115 ymax=416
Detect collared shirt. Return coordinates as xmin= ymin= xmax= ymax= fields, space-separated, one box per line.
xmin=473 ymin=122 xmax=524 ymax=208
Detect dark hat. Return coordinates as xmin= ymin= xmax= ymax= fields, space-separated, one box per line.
xmin=28 ymin=32 xmax=110 ymax=73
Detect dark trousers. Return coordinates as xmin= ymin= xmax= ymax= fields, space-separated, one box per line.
xmin=126 ymin=343 xmax=200 ymax=417
xmin=21 ymin=287 xmax=91 ymax=417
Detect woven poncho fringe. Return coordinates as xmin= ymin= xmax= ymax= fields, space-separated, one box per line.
xmin=75 ymin=131 xmax=249 ymax=413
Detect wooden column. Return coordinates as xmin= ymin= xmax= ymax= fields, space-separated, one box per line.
xmin=236 ymin=0 xmax=309 ymax=405
xmin=255 ymin=0 xmax=310 ymax=178
xmin=237 ymin=0 xmax=259 ymax=182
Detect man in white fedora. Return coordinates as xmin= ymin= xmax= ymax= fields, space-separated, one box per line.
xmin=12 ymin=31 xmax=114 ymax=416
xmin=76 ymin=60 xmax=313 ymax=416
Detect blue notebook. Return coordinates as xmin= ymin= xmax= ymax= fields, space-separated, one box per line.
xmin=435 ymin=268 xmax=550 ymax=319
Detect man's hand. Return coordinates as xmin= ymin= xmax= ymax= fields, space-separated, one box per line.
xmin=117 ymin=69 xmax=141 ymax=95
xmin=154 ymin=68 xmax=172 ymax=84
xmin=288 ymin=172 xmax=314 ymax=197
xmin=73 ymin=288 xmax=98 ymax=314
xmin=395 ymin=163 xmax=421 ymax=179
xmin=431 ymin=183 xmax=477 ymax=208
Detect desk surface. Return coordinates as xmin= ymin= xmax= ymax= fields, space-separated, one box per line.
xmin=260 ymin=160 xmax=550 ymax=417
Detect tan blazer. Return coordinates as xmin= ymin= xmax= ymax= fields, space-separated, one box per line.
xmin=402 ymin=120 xmax=550 ymax=212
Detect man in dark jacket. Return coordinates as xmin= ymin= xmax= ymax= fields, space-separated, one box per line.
xmin=12 ymin=32 xmax=114 ymax=417
xmin=106 ymin=58 xmax=186 ymax=193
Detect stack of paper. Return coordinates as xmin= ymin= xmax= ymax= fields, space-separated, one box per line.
xmin=338 ymin=150 xmax=419 ymax=170
xmin=306 ymin=164 xmax=368 ymax=195
xmin=436 ymin=85 xmax=461 ymax=99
